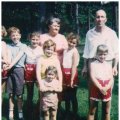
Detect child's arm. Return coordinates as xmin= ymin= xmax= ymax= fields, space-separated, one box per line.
xmin=56 ymin=59 xmax=63 ymax=86
xmin=104 ymin=65 xmax=114 ymax=91
xmin=36 ymin=58 xmax=42 ymax=89
xmin=71 ymin=49 xmax=80 ymax=87
xmin=90 ymin=62 xmax=103 ymax=90
xmin=54 ymin=81 xmax=62 ymax=92
xmin=4 ymin=50 xmax=25 ymax=70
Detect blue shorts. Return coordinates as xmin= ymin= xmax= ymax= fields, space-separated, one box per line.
xmin=7 ymin=67 xmax=25 ymax=95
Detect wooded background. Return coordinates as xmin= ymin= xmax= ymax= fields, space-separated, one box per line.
xmin=2 ymin=2 xmax=119 ymax=40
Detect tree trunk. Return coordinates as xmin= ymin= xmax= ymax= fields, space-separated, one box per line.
xmin=76 ymin=3 xmax=79 ymax=34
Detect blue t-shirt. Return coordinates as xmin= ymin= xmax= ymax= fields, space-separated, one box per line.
xmin=7 ymin=41 xmax=27 ymax=68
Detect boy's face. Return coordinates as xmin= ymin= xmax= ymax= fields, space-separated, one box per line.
xmin=68 ymin=39 xmax=77 ymax=49
xmin=97 ymin=52 xmax=108 ymax=63
xmin=44 ymin=45 xmax=55 ymax=57
xmin=47 ymin=71 xmax=55 ymax=81
xmin=30 ymin=36 xmax=39 ymax=48
xmin=10 ymin=32 xmax=21 ymax=43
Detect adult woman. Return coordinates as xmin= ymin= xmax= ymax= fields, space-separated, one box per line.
xmin=40 ymin=17 xmax=68 ymax=64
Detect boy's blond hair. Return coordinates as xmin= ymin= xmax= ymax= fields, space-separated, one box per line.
xmin=97 ymin=44 xmax=108 ymax=54
xmin=67 ymin=32 xmax=80 ymax=45
xmin=28 ymin=32 xmax=41 ymax=40
xmin=43 ymin=39 xmax=56 ymax=51
xmin=7 ymin=27 xmax=20 ymax=36
xmin=2 ymin=26 xmax=7 ymax=37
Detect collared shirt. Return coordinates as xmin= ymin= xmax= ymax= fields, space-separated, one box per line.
xmin=7 ymin=41 xmax=27 ymax=67
xmin=83 ymin=26 xmax=119 ymax=60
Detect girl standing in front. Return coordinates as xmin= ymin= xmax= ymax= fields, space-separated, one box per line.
xmin=40 ymin=66 xmax=62 ymax=120
xmin=24 ymin=32 xmax=43 ymax=119
xmin=62 ymin=32 xmax=80 ymax=119
xmin=87 ymin=44 xmax=113 ymax=120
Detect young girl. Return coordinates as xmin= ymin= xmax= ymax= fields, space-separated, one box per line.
xmin=87 ymin=44 xmax=113 ymax=120
xmin=24 ymin=32 xmax=43 ymax=119
xmin=36 ymin=39 xmax=62 ymax=119
xmin=40 ymin=66 xmax=62 ymax=120
xmin=62 ymin=32 xmax=80 ymax=119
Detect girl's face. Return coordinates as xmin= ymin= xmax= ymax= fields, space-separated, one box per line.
xmin=46 ymin=71 xmax=56 ymax=81
xmin=49 ymin=22 xmax=60 ymax=36
xmin=68 ymin=39 xmax=77 ymax=50
xmin=30 ymin=36 xmax=39 ymax=48
xmin=44 ymin=45 xmax=55 ymax=57
xmin=10 ymin=32 xmax=21 ymax=44
xmin=97 ymin=52 xmax=107 ymax=63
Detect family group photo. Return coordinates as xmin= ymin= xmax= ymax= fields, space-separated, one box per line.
xmin=1 ymin=1 xmax=119 ymax=120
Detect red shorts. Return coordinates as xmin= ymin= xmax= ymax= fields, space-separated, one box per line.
xmin=90 ymin=79 xmax=111 ymax=101
xmin=62 ymin=68 xmax=79 ymax=87
xmin=2 ymin=70 xmax=8 ymax=79
xmin=24 ymin=64 xmax=36 ymax=82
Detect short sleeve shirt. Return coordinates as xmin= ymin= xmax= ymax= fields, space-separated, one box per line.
xmin=83 ymin=26 xmax=119 ymax=60
xmin=7 ymin=41 xmax=27 ymax=67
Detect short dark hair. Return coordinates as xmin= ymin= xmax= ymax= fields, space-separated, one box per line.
xmin=67 ymin=32 xmax=80 ymax=45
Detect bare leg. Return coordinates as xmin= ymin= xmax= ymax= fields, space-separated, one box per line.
xmin=17 ymin=95 xmax=23 ymax=119
xmin=2 ymin=80 xmax=6 ymax=104
xmin=51 ymin=110 xmax=57 ymax=120
xmin=9 ymin=94 xmax=14 ymax=119
xmin=102 ymin=101 xmax=111 ymax=120
xmin=44 ymin=111 xmax=49 ymax=120
xmin=87 ymin=100 xmax=98 ymax=120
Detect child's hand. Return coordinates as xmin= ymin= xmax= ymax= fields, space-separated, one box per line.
xmin=3 ymin=64 xmax=10 ymax=70
xmin=70 ymin=80 xmax=74 ymax=88
xmin=82 ymin=66 xmax=88 ymax=77
xmin=100 ymin=88 xmax=107 ymax=95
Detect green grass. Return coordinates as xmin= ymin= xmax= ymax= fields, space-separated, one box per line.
xmin=2 ymin=56 xmax=118 ymax=120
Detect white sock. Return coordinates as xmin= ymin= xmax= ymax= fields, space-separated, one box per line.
xmin=9 ymin=109 xmax=14 ymax=118
xmin=18 ymin=110 xmax=23 ymax=118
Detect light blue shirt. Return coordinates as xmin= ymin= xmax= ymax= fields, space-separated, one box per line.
xmin=7 ymin=41 xmax=27 ymax=68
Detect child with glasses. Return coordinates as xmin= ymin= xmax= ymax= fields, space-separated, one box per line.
xmin=62 ymin=32 xmax=80 ymax=119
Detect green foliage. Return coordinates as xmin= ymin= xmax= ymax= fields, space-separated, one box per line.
xmin=2 ymin=2 xmax=118 ymax=41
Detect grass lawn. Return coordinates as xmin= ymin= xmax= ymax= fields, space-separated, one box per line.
xmin=2 ymin=56 xmax=118 ymax=120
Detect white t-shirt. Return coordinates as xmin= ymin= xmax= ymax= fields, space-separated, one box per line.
xmin=63 ymin=48 xmax=80 ymax=68
xmin=25 ymin=46 xmax=43 ymax=64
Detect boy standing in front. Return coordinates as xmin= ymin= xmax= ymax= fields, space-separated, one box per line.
xmin=5 ymin=27 xmax=27 ymax=120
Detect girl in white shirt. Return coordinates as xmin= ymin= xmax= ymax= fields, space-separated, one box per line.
xmin=62 ymin=32 xmax=80 ymax=119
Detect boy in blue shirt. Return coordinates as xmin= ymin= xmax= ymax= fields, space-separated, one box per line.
xmin=5 ymin=27 xmax=27 ymax=120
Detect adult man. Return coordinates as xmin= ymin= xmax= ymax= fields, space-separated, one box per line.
xmin=82 ymin=9 xmax=118 ymax=120
xmin=82 ymin=9 xmax=119 ymax=77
